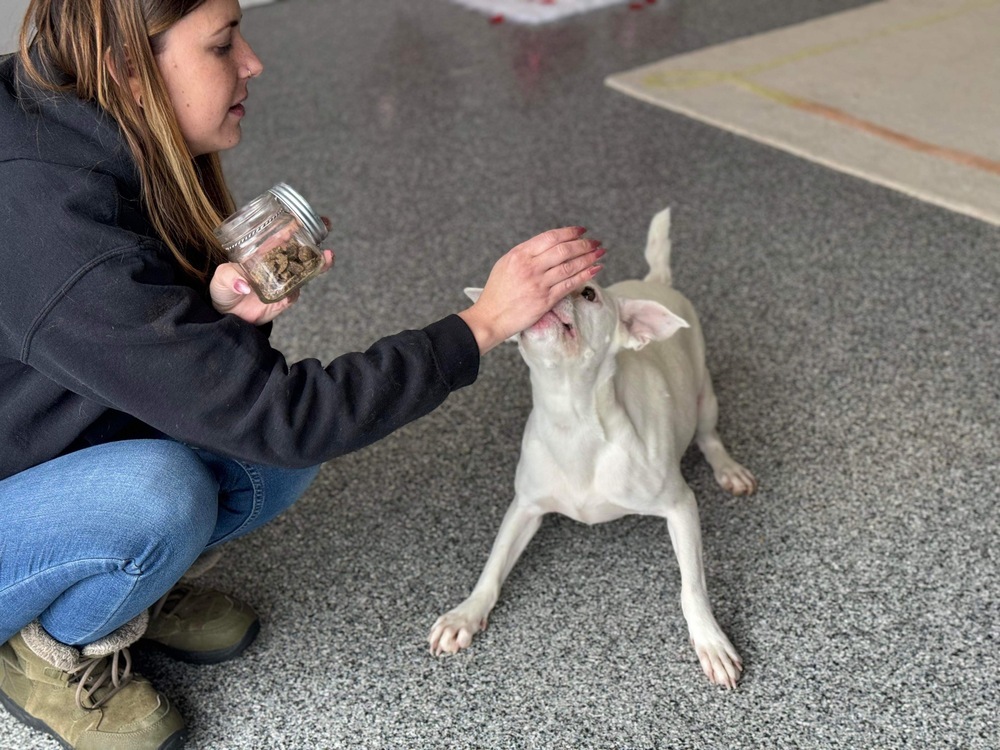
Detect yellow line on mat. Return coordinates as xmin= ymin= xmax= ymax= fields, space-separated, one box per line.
xmin=733 ymin=0 xmax=996 ymax=81
xmin=637 ymin=0 xmax=1000 ymax=175
xmin=740 ymin=81 xmax=1000 ymax=176
xmin=643 ymin=0 xmax=1000 ymax=90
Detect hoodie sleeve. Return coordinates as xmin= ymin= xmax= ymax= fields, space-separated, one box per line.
xmin=19 ymin=232 xmax=480 ymax=469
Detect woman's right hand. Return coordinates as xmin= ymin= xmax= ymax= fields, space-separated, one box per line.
xmin=457 ymin=226 xmax=605 ymax=354
xmin=209 ymin=249 xmax=335 ymax=325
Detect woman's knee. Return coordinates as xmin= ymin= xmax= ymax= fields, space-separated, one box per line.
xmin=0 ymin=440 xmax=221 ymax=641
xmin=129 ymin=439 xmax=217 ymax=527
xmin=83 ymin=440 xmax=219 ymax=560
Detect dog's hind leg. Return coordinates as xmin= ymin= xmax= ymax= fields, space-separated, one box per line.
xmin=429 ymin=501 xmax=543 ymax=655
xmin=695 ymin=373 xmax=757 ymax=496
xmin=662 ymin=485 xmax=742 ymax=688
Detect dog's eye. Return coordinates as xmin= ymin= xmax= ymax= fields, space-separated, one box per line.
xmin=581 ymin=286 xmax=597 ymax=302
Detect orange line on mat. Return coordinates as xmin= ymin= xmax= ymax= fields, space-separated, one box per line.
xmin=788 ymin=96 xmax=1000 ymax=176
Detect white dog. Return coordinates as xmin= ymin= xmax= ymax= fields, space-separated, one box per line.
xmin=429 ymin=208 xmax=757 ymax=688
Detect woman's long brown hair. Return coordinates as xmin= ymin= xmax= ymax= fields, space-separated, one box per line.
xmin=18 ymin=0 xmax=235 ymax=280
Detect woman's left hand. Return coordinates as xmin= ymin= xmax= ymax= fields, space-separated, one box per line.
xmin=210 ymin=249 xmax=335 ymax=325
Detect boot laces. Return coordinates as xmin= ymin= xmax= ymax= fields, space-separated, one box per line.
xmin=66 ymin=647 xmax=134 ymax=711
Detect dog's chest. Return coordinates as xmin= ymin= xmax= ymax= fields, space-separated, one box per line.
xmin=515 ymin=417 xmax=677 ymax=523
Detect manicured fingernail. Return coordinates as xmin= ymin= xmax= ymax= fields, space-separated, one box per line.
xmin=594 ymin=247 xmax=607 ymax=259
xmin=234 ymin=279 xmax=251 ymax=295
xmin=590 ymin=264 xmax=603 ymax=276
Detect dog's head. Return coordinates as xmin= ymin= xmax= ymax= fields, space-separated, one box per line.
xmin=464 ymin=284 xmax=689 ymax=374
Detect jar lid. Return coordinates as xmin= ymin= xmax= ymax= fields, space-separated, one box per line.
xmin=268 ymin=183 xmax=328 ymax=244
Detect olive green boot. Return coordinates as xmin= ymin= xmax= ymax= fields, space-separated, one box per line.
xmin=0 ymin=615 xmax=186 ymax=750
xmin=144 ymin=584 xmax=260 ymax=665
xmin=143 ymin=550 xmax=259 ymax=665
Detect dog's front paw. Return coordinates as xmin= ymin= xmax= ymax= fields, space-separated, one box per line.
xmin=714 ymin=461 xmax=758 ymax=496
xmin=690 ymin=630 xmax=743 ymax=689
xmin=429 ymin=603 xmax=489 ymax=656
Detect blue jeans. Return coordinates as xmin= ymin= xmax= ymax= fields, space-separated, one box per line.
xmin=0 ymin=439 xmax=319 ymax=647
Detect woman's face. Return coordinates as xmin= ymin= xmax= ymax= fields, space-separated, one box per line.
xmin=154 ymin=0 xmax=263 ymax=157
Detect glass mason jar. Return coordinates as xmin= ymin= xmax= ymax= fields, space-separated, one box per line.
xmin=214 ymin=183 xmax=328 ymax=303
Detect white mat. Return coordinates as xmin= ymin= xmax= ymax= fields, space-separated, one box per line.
xmin=606 ymin=0 xmax=1000 ymax=226
xmin=444 ymin=0 xmax=634 ymax=24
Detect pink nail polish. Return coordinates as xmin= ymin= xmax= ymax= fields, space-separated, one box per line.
xmin=234 ymin=279 xmax=251 ymax=295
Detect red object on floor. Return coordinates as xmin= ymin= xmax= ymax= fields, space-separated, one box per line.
xmin=490 ymin=13 xmax=504 ymax=23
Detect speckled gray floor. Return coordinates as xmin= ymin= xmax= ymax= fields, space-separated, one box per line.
xmin=4 ymin=0 xmax=998 ymax=748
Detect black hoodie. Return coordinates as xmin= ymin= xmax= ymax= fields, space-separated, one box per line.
xmin=0 ymin=53 xmax=479 ymax=482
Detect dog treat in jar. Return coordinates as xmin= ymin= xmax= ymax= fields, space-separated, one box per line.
xmin=214 ymin=183 xmax=328 ymax=303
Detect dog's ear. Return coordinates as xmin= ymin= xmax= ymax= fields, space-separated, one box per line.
xmin=618 ymin=298 xmax=689 ymax=350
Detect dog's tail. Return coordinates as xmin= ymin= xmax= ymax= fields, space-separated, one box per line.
xmin=643 ymin=207 xmax=673 ymax=287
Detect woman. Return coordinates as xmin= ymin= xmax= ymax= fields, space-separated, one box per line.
xmin=0 ymin=0 xmax=605 ymax=747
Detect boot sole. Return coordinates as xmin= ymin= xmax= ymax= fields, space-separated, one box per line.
xmin=0 ymin=688 xmax=186 ymax=750
xmin=143 ymin=618 xmax=260 ymax=665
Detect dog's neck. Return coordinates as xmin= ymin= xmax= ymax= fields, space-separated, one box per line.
xmin=526 ymin=354 xmax=620 ymax=426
